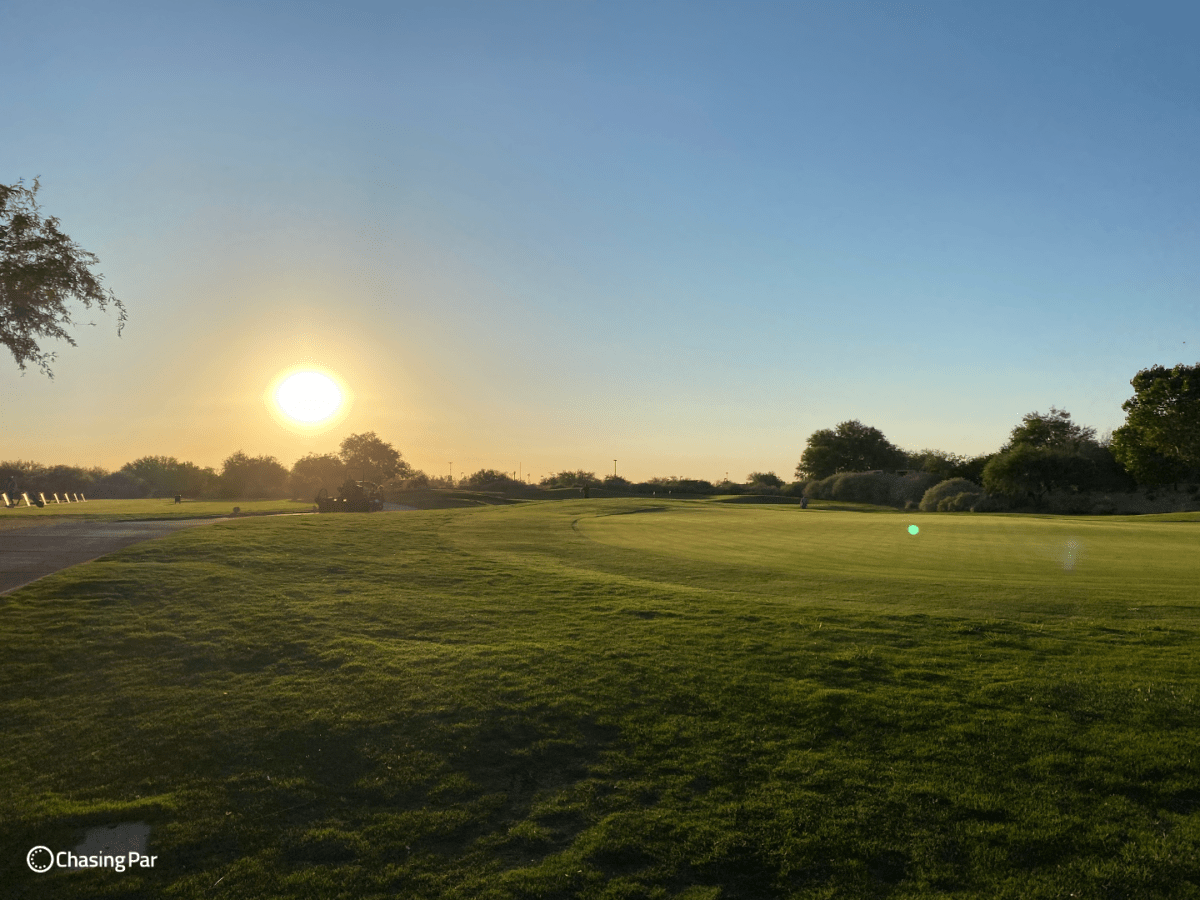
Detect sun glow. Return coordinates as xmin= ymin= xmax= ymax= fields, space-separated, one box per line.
xmin=276 ymin=371 xmax=342 ymax=422
xmin=266 ymin=366 xmax=352 ymax=433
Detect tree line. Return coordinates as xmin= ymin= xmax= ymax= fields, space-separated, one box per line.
xmin=4 ymin=366 xmax=1195 ymax=509
xmin=792 ymin=364 xmax=1199 ymax=512
xmin=1 ymin=432 xmax=414 ymax=501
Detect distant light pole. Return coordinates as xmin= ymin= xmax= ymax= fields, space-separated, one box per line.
xmin=613 ymin=459 xmax=617 ymax=478
xmin=449 ymin=462 xmax=453 ymax=483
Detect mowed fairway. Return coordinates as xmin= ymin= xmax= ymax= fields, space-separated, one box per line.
xmin=3 ymin=499 xmax=1200 ymax=899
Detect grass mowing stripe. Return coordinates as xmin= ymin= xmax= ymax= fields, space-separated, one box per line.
xmin=1 ymin=499 xmax=1199 ymax=898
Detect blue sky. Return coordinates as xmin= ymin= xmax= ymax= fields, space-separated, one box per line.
xmin=2 ymin=0 xmax=1196 ymax=481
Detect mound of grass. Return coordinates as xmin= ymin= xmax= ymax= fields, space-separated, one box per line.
xmin=3 ymin=500 xmax=1200 ymax=898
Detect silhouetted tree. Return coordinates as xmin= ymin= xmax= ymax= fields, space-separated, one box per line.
xmin=540 ymin=470 xmax=600 ymax=488
xmin=1 ymin=179 xmax=126 ymax=376
xmin=462 ymin=469 xmax=523 ymax=490
xmin=290 ymin=452 xmax=346 ymax=499
xmin=339 ymin=432 xmax=409 ymax=483
xmin=220 ymin=451 xmax=289 ymax=499
xmin=746 ymin=472 xmax=784 ymax=489
xmin=121 ymin=456 xmax=216 ymax=497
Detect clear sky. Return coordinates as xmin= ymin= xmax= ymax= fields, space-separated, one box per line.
xmin=2 ymin=0 xmax=1197 ymax=483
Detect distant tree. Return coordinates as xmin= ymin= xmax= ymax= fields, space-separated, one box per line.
xmin=1 ymin=179 xmax=127 ymax=376
xmin=90 ymin=470 xmax=149 ymax=499
xmin=644 ymin=476 xmax=715 ymax=494
xmin=121 ymin=456 xmax=216 ymax=497
xmin=393 ymin=470 xmax=430 ymax=489
xmin=1003 ymin=407 xmax=1096 ymax=452
xmin=602 ymin=474 xmax=632 ymax=490
xmin=220 ymin=451 xmax=289 ymax=499
xmin=1114 ymin=364 xmax=1200 ymax=478
xmin=795 ymin=420 xmax=906 ymax=480
xmin=290 ymin=452 xmax=346 ymax=500
xmin=746 ymin=472 xmax=784 ymax=489
xmin=906 ymin=449 xmax=969 ymax=481
xmin=982 ymin=444 xmax=1096 ymax=503
xmin=339 ymin=432 xmax=410 ymax=483
xmin=540 ymin=470 xmax=601 ymax=488
xmin=955 ymin=454 xmax=996 ymax=485
xmin=1109 ymin=425 xmax=1190 ymax=488
xmin=463 ymin=469 xmax=523 ymax=490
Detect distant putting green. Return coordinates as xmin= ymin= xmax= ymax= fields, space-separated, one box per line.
xmin=3 ymin=499 xmax=1199 ymax=898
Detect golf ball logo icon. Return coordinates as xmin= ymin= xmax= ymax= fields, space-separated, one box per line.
xmin=27 ymin=846 xmax=53 ymax=872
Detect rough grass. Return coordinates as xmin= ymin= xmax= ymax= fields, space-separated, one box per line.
xmin=2 ymin=499 xmax=1199 ymax=898
xmin=0 ymin=498 xmax=311 ymax=525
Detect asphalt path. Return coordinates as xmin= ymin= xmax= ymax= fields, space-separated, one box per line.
xmin=0 ymin=518 xmax=230 ymax=595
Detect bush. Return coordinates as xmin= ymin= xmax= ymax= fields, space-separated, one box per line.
xmin=802 ymin=471 xmax=941 ymax=508
xmin=936 ymin=492 xmax=982 ymax=512
xmin=920 ymin=478 xmax=983 ymax=512
xmin=890 ymin=472 xmax=942 ymax=507
xmin=969 ymin=493 xmax=1008 ymax=513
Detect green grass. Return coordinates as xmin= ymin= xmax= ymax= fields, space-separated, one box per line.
xmin=0 ymin=498 xmax=313 ymax=525
xmin=3 ymin=499 xmax=1200 ymax=898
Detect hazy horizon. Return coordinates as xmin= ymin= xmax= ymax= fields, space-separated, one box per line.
xmin=2 ymin=1 xmax=1196 ymax=482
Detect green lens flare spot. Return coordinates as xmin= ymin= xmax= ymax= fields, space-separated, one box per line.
xmin=908 ymin=525 xmax=920 ymax=535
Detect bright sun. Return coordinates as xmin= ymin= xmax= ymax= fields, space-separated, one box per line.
xmin=275 ymin=370 xmax=343 ymax=423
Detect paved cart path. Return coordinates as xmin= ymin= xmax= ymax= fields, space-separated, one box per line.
xmin=0 ymin=518 xmax=231 ymax=595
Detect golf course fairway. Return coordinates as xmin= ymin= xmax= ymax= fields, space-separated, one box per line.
xmin=3 ymin=499 xmax=1199 ymax=899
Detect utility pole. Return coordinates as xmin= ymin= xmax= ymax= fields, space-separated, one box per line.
xmin=614 ymin=459 xmax=617 ymax=478
xmin=449 ymin=462 xmax=453 ymax=483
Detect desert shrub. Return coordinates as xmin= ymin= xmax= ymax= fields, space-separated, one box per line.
xmin=920 ymin=478 xmax=983 ymax=512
